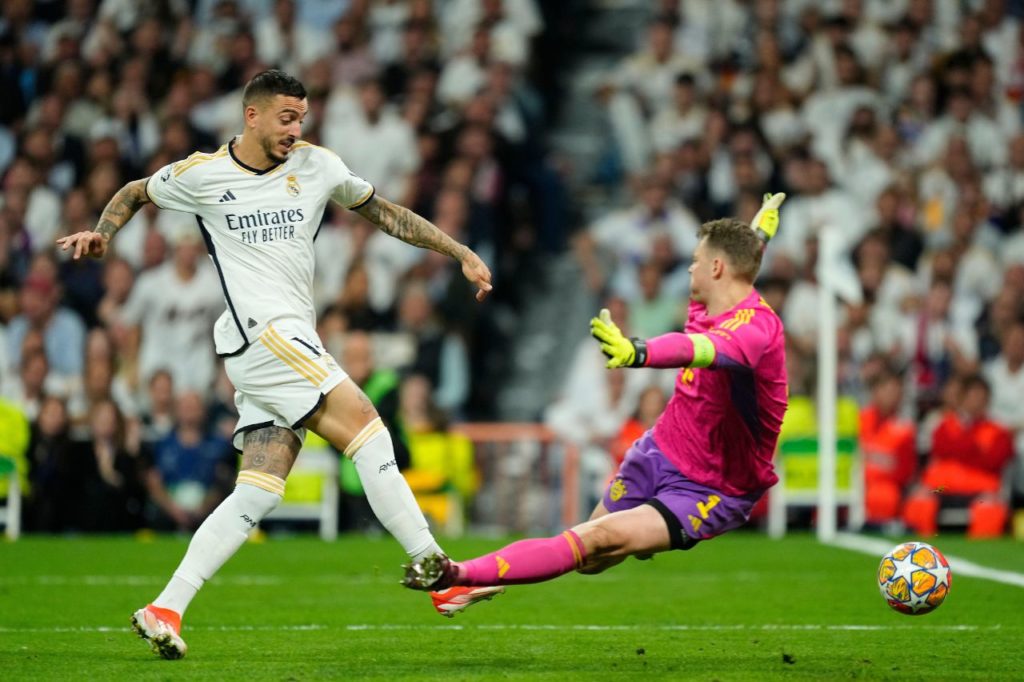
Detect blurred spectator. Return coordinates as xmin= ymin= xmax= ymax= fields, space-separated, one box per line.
xmin=379 ymin=18 xmax=432 ymax=97
xmin=144 ymin=391 xmax=233 ymax=531
xmin=139 ymin=369 xmax=176 ymax=448
xmin=437 ymin=24 xmax=492 ymax=108
xmin=626 ymin=261 xmax=683 ymax=338
xmin=24 ymin=395 xmax=78 ymax=532
xmin=904 ymin=375 xmax=1013 ymax=538
xmin=119 ymin=227 xmax=221 ymax=392
xmin=80 ymin=398 xmax=143 ymax=531
xmin=323 ymin=77 xmax=419 ymax=200
xmin=344 ymin=331 xmax=402 ymax=425
xmin=609 ymin=384 xmax=668 ymax=470
xmin=773 ymin=158 xmax=866 ymax=266
xmin=580 ymin=176 xmax=700 ymax=293
xmin=915 ymin=87 xmax=1006 ymax=171
xmin=254 ymin=0 xmax=332 ymax=74
xmin=330 ymin=12 xmax=379 ymax=89
xmin=323 ymin=257 xmax=394 ymax=332
xmin=983 ymin=321 xmax=1024 ymax=501
xmin=884 ymin=278 xmax=979 ymax=415
xmin=601 ymin=16 xmax=703 ymax=173
xmin=6 ymin=271 xmax=85 ymax=385
xmin=545 ymin=298 xmax=666 ymax=508
xmin=650 ymin=73 xmax=706 ymax=154
xmin=396 ymin=280 xmax=469 ymax=415
xmin=984 ymin=321 xmax=1024 ymax=434
xmin=397 ymin=372 xmax=477 ymax=503
xmin=96 ymin=257 xmax=134 ymax=329
xmin=2 ymin=348 xmax=51 ymax=421
xmin=859 ymin=367 xmax=917 ymax=529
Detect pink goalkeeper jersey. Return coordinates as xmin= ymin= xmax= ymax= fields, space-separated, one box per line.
xmin=652 ymin=289 xmax=788 ymax=496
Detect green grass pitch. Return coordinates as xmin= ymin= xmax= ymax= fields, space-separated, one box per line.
xmin=1 ymin=532 xmax=1023 ymax=680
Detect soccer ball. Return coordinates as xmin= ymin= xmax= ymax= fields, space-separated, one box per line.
xmin=877 ymin=541 xmax=952 ymax=615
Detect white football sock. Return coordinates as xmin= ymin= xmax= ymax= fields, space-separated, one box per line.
xmin=348 ymin=418 xmax=442 ymax=561
xmin=152 ymin=476 xmax=283 ymax=617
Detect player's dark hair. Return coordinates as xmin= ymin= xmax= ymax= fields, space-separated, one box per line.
xmin=242 ymin=70 xmax=307 ymax=108
xmin=698 ymin=218 xmax=764 ymax=282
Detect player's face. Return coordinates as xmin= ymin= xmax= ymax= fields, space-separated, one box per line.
xmin=688 ymin=240 xmax=712 ymax=303
xmin=255 ymin=95 xmax=308 ymax=163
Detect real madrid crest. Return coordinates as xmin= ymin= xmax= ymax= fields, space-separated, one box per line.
xmin=286 ymin=174 xmax=301 ymax=197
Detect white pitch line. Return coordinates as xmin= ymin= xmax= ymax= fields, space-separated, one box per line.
xmin=0 ymin=625 xmax=327 ymax=633
xmin=829 ymin=533 xmax=1024 ymax=589
xmin=0 ymin=575 xmax=286 ymax=587
xmin=0 ymin=574 xmax=394 ymax=587
xmin=0 ymin=623 xmax=1006 ymax=634
xmin=344 ymin=623 xmax=997 ymax=632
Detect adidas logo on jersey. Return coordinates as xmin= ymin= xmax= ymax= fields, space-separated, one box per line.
xmin=218 ymin=190 xmax=237 ymax=203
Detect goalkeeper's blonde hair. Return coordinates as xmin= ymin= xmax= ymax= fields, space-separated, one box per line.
xmin=698 ymin=218 xmax=764 ymax=283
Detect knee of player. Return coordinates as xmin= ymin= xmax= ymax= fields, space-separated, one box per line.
xmin=235 ymin=470 xmax=286 ymax=517
xmin=577 ymin=521 xmax=628 ymax=558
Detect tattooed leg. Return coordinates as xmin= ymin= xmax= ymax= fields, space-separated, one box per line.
xmin=147 ymin=427 xmax=298 ymax=622
xmin=241 ymin=426 xmax=301 ymax=478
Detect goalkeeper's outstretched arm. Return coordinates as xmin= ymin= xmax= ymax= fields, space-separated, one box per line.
xmin=589 ymin=309 xmax=716 ymax=370
xmin=590 ymin=192 xmax=785 ymax=370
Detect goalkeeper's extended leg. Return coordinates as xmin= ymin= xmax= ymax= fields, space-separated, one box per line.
xmin=306 ymin=380 xmax=443 ymax=560
xmin=404 ymin=505 xmax=671 ymax=590
xmin=133 ymin=426 xmax=296 ymax=659
xmin=306 ymin=380 xmax=502 ymax=615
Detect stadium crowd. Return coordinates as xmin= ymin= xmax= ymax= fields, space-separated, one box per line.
xmin=553 ymin=0 xmax=1024 ymax=538
xmin=0 ymin=0 xmax=565 ymax=533
xmin=4 ymin=0 xmax=1024 ymax=540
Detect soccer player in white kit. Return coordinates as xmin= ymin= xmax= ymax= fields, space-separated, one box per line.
xmin=57 ymin=70 xmax=501 ymax=660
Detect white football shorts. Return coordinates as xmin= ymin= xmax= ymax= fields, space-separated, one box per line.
xmin=224 ymin=317 xmax=347 ymax=451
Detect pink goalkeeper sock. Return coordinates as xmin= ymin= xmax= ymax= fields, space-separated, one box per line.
xmin=456 ymin=530 xmax=586 ymax=586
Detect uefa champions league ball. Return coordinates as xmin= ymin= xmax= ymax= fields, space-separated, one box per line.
xmin=877 ymin=541 xmax=952 ymax=615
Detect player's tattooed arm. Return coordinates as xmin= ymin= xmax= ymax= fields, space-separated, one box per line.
xmin=354 ymin=195 xmax=468 ymax=259
xmin=95 ymin=178 xmax=152 ymax=241
xmin=353 ymin=195 xmax=494 ymax=301
xmin=57 ymin=177 xmax=151 ymax=259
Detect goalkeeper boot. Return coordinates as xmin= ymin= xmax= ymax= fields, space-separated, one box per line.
xmin=429 ymin=586 xmax=505 ymax=618
xmin=130 ymin=604 xmax=187 ymax=660
xmin=402 ymin=553 xmax=459 ymax=591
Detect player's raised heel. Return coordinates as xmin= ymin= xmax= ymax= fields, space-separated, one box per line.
xmin=402 ymin=553 xmax=455 ymax=591
xmin=130 ymin=606 xmax=188 ymax=660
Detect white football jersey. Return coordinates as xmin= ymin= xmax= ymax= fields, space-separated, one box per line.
xmin=119 ymin=260 xmax=223 ymax=390
xmin=145 ymin=139 xmax=374 ymax=356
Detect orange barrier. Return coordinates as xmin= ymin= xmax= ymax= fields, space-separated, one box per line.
xmin=451 ymin=423 xmax=582 ymax=531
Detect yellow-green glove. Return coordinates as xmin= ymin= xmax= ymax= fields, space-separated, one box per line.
xmin=589 ymin=308 xmax=647 ymax=369
xmin=750 ymin=192 xmax=786 ymax=243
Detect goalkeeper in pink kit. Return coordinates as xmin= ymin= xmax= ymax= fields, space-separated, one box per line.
xmin=404 ymin=195 xmax=789 ymax=590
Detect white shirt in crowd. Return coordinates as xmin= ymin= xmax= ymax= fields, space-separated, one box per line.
xmin=120 ymin=259 xmax=223 ymax=391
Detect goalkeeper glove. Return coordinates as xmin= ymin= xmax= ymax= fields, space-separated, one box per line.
xmin=750 ymin=192 xmax=786 ymax=243
xmin=589 ymin=308 xmax=647 ymax=369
